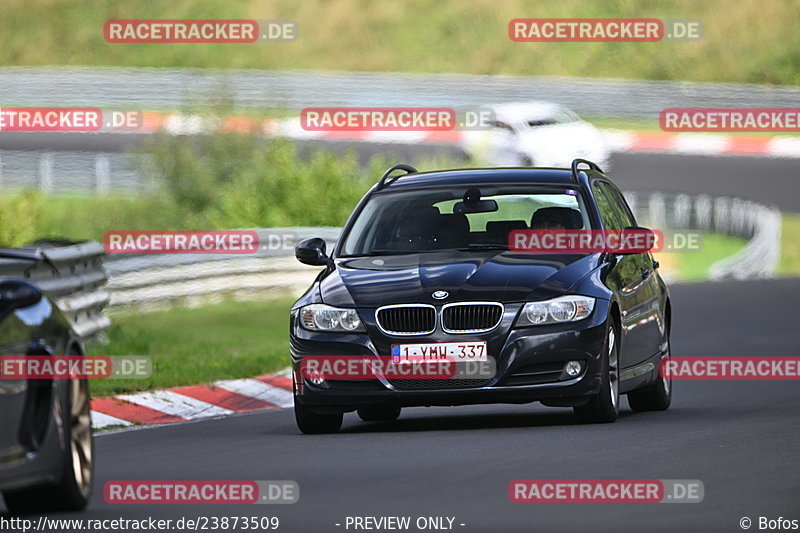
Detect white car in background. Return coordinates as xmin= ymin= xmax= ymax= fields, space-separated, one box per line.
xmin=462 ymin=101 xmax=610 ymax=169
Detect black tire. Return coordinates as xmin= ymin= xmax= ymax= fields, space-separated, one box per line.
xmin=628 ymin=331 xmax=672 ymax=412
xmin=574 ymin=318 xmax=620 ymax=424
xmin=3 ymin=377 xmax=94 ymax=514
xmin=294 ymin=400 xmax=343 ymax=434
xmin=357 ymin=405 xmax=401 ymax=422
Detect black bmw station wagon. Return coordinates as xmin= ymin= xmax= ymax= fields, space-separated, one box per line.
xmin=290 ymin=160 xmax=671 ymax=434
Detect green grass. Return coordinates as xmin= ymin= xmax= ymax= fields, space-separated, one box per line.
xmin=666 ymin=233 xmax=748 ymax=282
xmin=778 ymin=214 xmax=800 ymax=277
xmin=0 ymin=191 xmax=193 ymax=247
xmin=87 ymin=298 xmax=294 ymax=396
xmin=37 ymin=194 xmax=190 ymax=243
xmin=1 ymin=0 xmax=799 ymax=85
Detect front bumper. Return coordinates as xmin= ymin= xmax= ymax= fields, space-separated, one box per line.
xmin=290 ymin=300 xmax=610 ymax=411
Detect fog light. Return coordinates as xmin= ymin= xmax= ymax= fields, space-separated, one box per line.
xmin=565 ymin=361 xmax=582 ymax=377
xmin=307 ymin=371 xmax=326 ymax=387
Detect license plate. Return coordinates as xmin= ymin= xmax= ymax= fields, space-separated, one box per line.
xmin=391 ymin=341 xmax=488 ymax=364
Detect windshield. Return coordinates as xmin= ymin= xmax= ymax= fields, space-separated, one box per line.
xmin=340 ymin=186 xmax=591 ymax=256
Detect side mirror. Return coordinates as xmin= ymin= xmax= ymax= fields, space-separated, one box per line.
xmin=615 ymin=226 xmax=657 ymax=255
xmin=0 ymin=280 xmax=43 ymax=313
xmin=295 ymin=237 xmax=329 ymax=266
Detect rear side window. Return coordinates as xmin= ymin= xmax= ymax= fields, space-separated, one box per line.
xmin=598 ymin=182 xmax=637 ymax=228
xmin=591 ymin=182 xmax=622 ymax=230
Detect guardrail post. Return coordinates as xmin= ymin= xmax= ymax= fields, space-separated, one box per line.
xmin=713 ymin=197 xmax=731 ymax=233
xmin=730 ymin=198 xmax=746 ymax=237
xmin=674 ymin=194 xmax=691 ymax=228
xmin=39 ymin=152 xmax=53 ymax=193
xmin=623 ymin=191 xmax=637 ymax=220
xmin=694 ymin=195 xmax=712 ymax=229
xmin=648 ymin=193 xmax=666 ymax=230
xmin=95 ymin=155 xmax=110 ymax=196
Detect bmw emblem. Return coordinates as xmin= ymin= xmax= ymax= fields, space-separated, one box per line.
xmin=432 ymin=290 xmax=449 ymax=300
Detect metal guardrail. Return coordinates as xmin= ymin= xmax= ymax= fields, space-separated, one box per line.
xmin=103 ymin=228 xmax=339 ymax=310
xmin=101 ymin=193 xmax=782 ymax=310
xmin=625 ymin=192 xmax=781 ymax=280
xmin=0 ymin=242 xmax=110 ymax=339
xmin=3 ymin=67 xmax=800 ymax=119
xmin=0 ymin=151 xmax=145 ymax=193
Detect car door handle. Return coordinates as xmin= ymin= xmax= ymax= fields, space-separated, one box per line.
xmin=641 ymin=268 xmax=651 ymax=279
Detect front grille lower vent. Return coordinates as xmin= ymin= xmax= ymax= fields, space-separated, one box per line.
xmin=388 ymin=378 xmax=491 ymax=390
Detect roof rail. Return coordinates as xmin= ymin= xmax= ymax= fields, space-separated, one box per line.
xmin=570 ymin=158 xmax=603 ymax=184
xmin=376 ymin=163 xmax=418 ymax=190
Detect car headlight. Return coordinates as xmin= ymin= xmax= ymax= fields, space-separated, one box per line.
xmin=517 ymin=295 xmax=595 ymax=326
xmin=299 ymin=304 xmax=365 ymax=332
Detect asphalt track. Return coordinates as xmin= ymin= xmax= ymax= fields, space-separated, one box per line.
xmin=1 ymin=277 xmax=793 ymax=532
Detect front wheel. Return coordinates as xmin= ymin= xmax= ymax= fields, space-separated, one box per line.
xmin=574 ymin=319 xmax=619 ymax=423
xmin=3 ymin=377 xmax=94 ymax=514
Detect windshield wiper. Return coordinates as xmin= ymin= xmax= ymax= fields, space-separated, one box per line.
xmin=456 ymin=244 xmax=509 ymax=251
xmin=355 ymin=244 xmax=511 ymax=256
xmin=360 ymin=249 xmax=419 ymax=256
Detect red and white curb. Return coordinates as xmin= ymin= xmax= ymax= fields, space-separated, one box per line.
xmin=90 ymin=372 xmax=293 ymax=430
xmin=602 ymin=129 xmax=800 ymax=158
xmin=123 ymin=113 xmax=800 ymax=159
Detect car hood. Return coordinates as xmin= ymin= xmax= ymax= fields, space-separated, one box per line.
xmin=320 ymin=251 xmax=598 ymax=307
